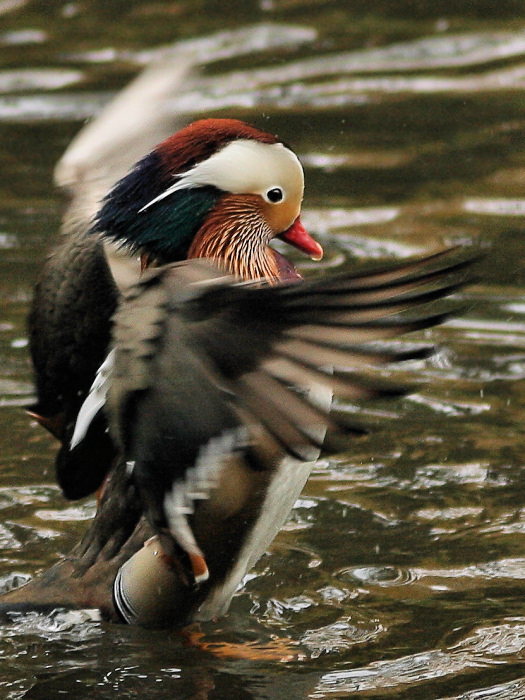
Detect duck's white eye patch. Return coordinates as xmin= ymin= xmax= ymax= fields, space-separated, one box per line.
xmin=140 ymin=140 xmax=304 ymax=212
xmin=265 ymin=187 xmax=284 ymax=204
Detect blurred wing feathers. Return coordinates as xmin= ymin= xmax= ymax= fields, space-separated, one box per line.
xmin=55 ymin=53 xmax=196 ymax=237
xmin=100 ymin=250 xmax=473 ymax=579
xmin=110 ymin=249 xmax=472 ymax=472
xmin=283 ymin=245 xmax=473 ymax=296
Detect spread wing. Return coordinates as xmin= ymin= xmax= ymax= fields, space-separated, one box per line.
xmin=176 ymin=249 xmax=473 ymax=458
xmin=55 ymin=51 xmax=196 ymax=243
xmin=95 ymin=249 xmax=474 ymax=577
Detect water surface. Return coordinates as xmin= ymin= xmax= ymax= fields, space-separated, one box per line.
xmin=0 ymin=1 xmax=525 ymax=698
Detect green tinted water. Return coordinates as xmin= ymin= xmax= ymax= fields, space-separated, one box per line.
xmin=1 ymin=1 xmax=525 ymax=698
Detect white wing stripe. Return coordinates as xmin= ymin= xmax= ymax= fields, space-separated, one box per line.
xmin=70 ymin=350 xmax=115 ymax=450
xmin=162 ymin=428 xmax=246 ymax=555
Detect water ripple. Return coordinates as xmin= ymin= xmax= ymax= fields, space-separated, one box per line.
xmin=301 ymin=617 xmax=385 ymax=658
xmin=0 ymin=572 xmax=31 ymax=593
xmin=314 ymin=620 xmax=525 ymax=696
xmin=411 ymin=462 xmax=490 ymax=488
xmin=0 ymin=92 xmax=110 ymax=122
xmin=198 ymin=31 xmax=525 ymax=88
xmin=336 ymin=559 xmax=525 ymax=597
xmin=0 ymin=69 xmax=83 ymax=93
xmin=446 ymin=319 xmax=525 ymax=346
xmin=0 ymin=28 xmax=46 ymax=45
xmin=66 ymin=23 xmax=317 ymax=65
xmin=0 ymin=608 xmax=102 ymax=642
xmin=339 ymin=565 xmax=416 ymax=587
xmin=0 ymin=485 xmax=57 ymax=510
xmin=182 ymin=64 xmax=525 ymax=115
xmin=438 ymin=676 xmax=525 ymax=700
xmin=6 ymin=28 xmax=525 ymax=123
xmin=464 ymin=198 xmax=525 ymax=216
xmin=35 ymin=503 xmax=96 ymax=522
xmin=408 ymin=394 xmax=492 ymax=417
xmin=0 ymin=0 xmax=28 ymax=17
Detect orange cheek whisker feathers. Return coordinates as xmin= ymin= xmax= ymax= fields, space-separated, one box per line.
xmin=187 ymin=195 xmax=281 ymax=282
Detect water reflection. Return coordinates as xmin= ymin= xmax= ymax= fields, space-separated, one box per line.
xmin=1 ymin=0 xmax=525 ymax=698
xmin=316 ymin=620 xmax=525 ymax=695
xmin=438 ymin=677 xmax=525 ymax=700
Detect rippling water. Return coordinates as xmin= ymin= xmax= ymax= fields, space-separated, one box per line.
xmin=1 ymin=1 xmax=525 ymax=698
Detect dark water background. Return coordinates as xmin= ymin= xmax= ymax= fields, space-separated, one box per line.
xmin=1 ymin=1 xmax=525 ymax=697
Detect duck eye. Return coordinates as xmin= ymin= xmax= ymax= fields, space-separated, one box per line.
xmin=266 ymin=187 xmax=284 ymax=203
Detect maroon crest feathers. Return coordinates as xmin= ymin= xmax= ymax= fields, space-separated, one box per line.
xmin=156 ymin=118 xmax=280 ymax=176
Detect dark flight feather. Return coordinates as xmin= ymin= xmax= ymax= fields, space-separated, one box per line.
xmin=94 ymin=248 xmax=474 ymax=548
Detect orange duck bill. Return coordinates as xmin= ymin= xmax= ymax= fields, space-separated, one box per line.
xmin=279 ymin=217 xmax=323 ymax=262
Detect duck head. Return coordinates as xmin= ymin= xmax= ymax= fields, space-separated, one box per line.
xmin=92 ymin=118 xmax=323 ymax=282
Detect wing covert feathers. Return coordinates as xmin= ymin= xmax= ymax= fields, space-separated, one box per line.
xmin=109 ymin=248 xmax=474 ymax=466
xmin=106 ymin=249 xmax=474 ymax=578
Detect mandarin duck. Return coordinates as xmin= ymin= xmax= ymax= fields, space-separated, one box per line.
xmin=1 ymin=65 xmax=474 ymax=626
xmin=27 ymin=117 xmax=322 ymax=502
